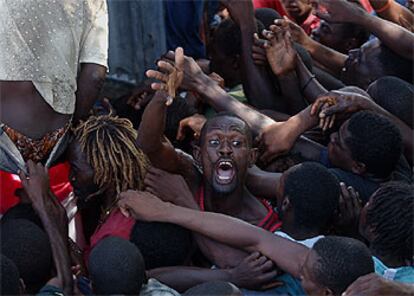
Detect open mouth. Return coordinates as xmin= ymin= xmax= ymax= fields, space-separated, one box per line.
xmin=215 ymin=160 xmax=236 ymax=185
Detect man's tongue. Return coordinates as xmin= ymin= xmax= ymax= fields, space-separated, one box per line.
xmin=217 ymin=167 xmax=233 ymax=179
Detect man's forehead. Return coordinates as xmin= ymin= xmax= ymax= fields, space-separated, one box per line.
xmin=206 ymin=116 xmax=247 ymax=132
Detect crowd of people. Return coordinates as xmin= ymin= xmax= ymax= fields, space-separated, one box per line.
xmin=0 ymin=0 xmax=413 ymax=295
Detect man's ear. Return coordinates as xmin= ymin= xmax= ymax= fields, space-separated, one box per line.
xmin=281 ymin=197 xmax=291 ymax=213
xmin=351 ymin=160 xmax=366 ymax=175
xmin=248 ymin=148 xmax=258 ymax=167
xmin=192 ymin=144 xmax=202 ymax=168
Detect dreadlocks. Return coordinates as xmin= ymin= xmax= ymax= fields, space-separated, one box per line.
xmin=73 ymin=114 xmax=149 ymax=194
xmin=367 ymin=182 xmax=414 ymax=264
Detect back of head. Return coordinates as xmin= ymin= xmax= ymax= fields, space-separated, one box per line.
xmin=254 ymin=8 xmax=282 ymax=29
xmin=346 ymin=111 xmax=402 ymax=178
xmin=284 ymin=162 xmax=340 ymax=233
xmin=313 ymin=236 xmax=374 ymax=295
xmin=1 ymin=254 xmax=20 ymax=295
xmin=1 ymin=203 xmax=43 ymax=230
xmin=378 ymin=44 xmax=413 ymax=84
xmin=184 ymin=281 xmax=242 ymax=296
xmin=367 ymin=76 xmax=414 ymax=128
xmin=89 ymin=236 xmax=145 ymax=295
xmin=130 ymin=221 xmax=192 ymax=269
xmin=367 ymin=182 xmax=414 ymax=264
xmin=0 ymin=219 xmax=52 ymax=293
xmin=73 ymin=114 xmax=149 ymax=194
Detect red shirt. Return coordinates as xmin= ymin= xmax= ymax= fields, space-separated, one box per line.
xmin=196 ymin=185 xmax=282 ymax=232
xmin=253 ymin=0 xmax=287 ymax=17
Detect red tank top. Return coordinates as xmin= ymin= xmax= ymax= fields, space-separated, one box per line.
xmin=196 ymin=185 xmax=282 ymax=232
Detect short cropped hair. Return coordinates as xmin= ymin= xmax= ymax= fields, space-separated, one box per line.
xmin=89 ymin=236 xmax=146 ymax=295
xmin=0 ymin=219 xmax=52 ymax=294
xmin=346 ymin=111 xmax=402 ymax=178
xmin=367 ymin=182 xmax=414 ymax=264
xmin=313 ymin=236 xmax=374 ymax=295
xmin=1 ymin=255 xmax=20 ymax=295
xmin=284 ymin=162 xmax=340 ymax=232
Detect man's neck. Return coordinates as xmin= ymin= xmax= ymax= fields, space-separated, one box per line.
xmin=203 ymin=184 xmax=248 ymax=215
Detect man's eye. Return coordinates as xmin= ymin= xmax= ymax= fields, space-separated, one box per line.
xmin=209 ymin=139 xmax=220 ymax=145
xmin=232 ymin=140 xmax=241 ymax=147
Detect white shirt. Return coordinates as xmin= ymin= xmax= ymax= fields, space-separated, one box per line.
xmin=0 ymin=0 xmax=108 ymax=114
xmin=274 ymin=231 xmax=324 ymax=248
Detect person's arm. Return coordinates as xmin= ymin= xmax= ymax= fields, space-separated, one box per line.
xmin=275 ymin=18 xmax=348 ymax=77
xmin=316 ymin=0 xmax=414 ymax=60
xmin=246 ymin=166 xmax=282 ymax=200
xmin=118 ymin=191 xmax=309 ymax=279
xmin=312 ymin=91 xmax=413 ymax=163
xmin=19 ymin=161 xmax=73 ymax=296
xmin=221 ymin=0 xmax=281 ymax=110
xmin=369 ymin=0 xmax=414 ymax=32
xmin=148 ymin=252 xmax=279 ymax=292
xmin=73 ymin=63 xmax=107 ymax=123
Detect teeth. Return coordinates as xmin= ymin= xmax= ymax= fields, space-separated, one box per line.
xmin=218 ymin=175 xmax=231 ymax=180
xmin=219 ymin=161 xmax=233 ymax=168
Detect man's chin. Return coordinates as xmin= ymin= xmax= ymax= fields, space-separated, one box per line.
xmin=211 ymin=179 xmax=238 ymax=196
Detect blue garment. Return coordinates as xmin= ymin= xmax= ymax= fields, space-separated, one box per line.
xmin=374 ymin=256 xmax=414 ymax=283
xmin=164 ymin=0 xmax=206 ymax=59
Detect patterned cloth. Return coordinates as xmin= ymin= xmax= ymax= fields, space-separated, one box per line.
xmin=0 ymin=0 xmax=108 ymax=114
xmin=3 ymin=122 xmax=70 ymax=163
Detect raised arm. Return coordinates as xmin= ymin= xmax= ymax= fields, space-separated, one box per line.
xmin=73 ymin=63 xmax=107 ymax=123
xmin=221 ymin=0 xmax=280 ymax=110
xmin=315 ymin=0 xmax=414 ymax=60
xmin=118 ymin=191 xmax=309 ymax=279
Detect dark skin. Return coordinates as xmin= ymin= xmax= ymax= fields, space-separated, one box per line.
xmin=215 ymin=0 xmax=282 ymax=111
xmin=118 ymin=191 xmax=337 ymax=296
xmin=19 ymin=161 xmax=73 ymax=295
xmin=281 ymin=0 xmax=313 ymax=25
xmin=0 ymin=63 xmax=106 ymax=141
xmin=138 ymin=90 xmax=274 ymax=268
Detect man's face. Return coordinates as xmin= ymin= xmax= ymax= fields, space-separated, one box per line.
xmin=200 ymin=116 xmax=254 ymax=195
xmin=311 ymin=21 xmax=350 ymax=54
xmin=281 ymin=0 xmax=313 ymax=22
xmin=209 ymin=41 xmax=240 ymax=88
xmin=67 ymin=140 xmax=99 ymax=202
xmin=299 ymin=250 xmax=329 ymax=295
xmin=327 ymin=120 xmax=355 ymax=172
xmin=340 ymin=39 xmax=384 ymax=89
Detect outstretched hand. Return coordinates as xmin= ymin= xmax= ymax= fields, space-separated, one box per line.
xmin=275 ymin=17 xmax=312 ymax=49
xmin=146 ymin=47 xmax=184 ymax=106
xmin=176 ymin=113 xmax=207 ymax=141
xmin=260 ymin=22 xmax=297 ymax=76
xmin=146 ymin=48 xmax=205 ymax=99
xmin=144 ymin=167 xmax=196 ymax=208
xmin=118 ymin=190 xmax=169 ymax=221
xmin=311 ymin=91 xmax=368 ymax=131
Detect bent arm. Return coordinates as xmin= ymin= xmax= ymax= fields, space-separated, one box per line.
xmin=159 ymin=203 xmax=308 ymax=278
xmin=369 ymin=0 xmax=414 ymax=32
xmin=74 ymin=63 xmax=107 ymax=123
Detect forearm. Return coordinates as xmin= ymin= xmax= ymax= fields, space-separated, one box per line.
xmin=159 ymin=203 xmax=307 ymax=278
xmin=295 ymin=56 xmax=328 ymax=104
xmin=357 ymin=12 xmax=414 ymax=60
xmin=370 ymin=0 xmax=414 ymax=31
xmin=137 ymin=91 xmax=167 ymax=154
xmin=73 ymin=63 xmax=107 ymax=123
xmin=305 ymin=39 xmax=348 ymax=76
xmin=38 ymin=211 xmax=73 ymax=295
xmin=196 ymin=75 xmax=275 ymax=133
xmin=148 ymin=266 xmax=232 ymax=293
xmin=239 ymin=23 xmax=280 ymax=110
xmin=277 ymin=72 xmax=308 ymax=114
